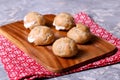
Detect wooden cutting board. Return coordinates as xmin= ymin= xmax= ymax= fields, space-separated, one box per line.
xmin=0 ymin=14 xmax=117 ymax=73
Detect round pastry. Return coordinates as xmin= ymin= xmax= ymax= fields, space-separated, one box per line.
xmin=52 ymin=37 xmax=78 ymax=57
xmin=24 ymin=12 xmax=46 ymax=30
xmin=53 ymin=12 xmax=75 ymax=30
xmin=67 ymin=23 xmax=92 ymax=44
xmin=28 ymin=26 xmax=55 ymax=45
xmin=76 ymin=23 xmax=90 ymax=32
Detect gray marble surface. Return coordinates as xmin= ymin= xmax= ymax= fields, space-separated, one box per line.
xmin=0 ymin=0 xmax=120 ymax=80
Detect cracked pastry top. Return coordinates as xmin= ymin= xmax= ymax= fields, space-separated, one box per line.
xmin=53 ymin=12 xmax=75 ymax=30
xmin=52 ymin=37 xmax=78 ymax=57
xmin=28 ymin=26 xmax=55 ymax=45
xmin=67 ymin=23 xmax=92 ymax=44
xmin=24 ymin=12 xmax=46 ymax=30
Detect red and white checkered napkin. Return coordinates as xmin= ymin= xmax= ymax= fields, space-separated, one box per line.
xmin=0 ymin=12 xmax=120 ymax=80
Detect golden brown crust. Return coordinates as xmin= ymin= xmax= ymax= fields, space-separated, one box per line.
xmin=76 ymin=23 xmax=90 ymax=32
xmin=67 ymin=23 xmax=92 ymax=44
xmin=28 ymin=26 xmax=55 ymax=45
xmin=53 ymin=12 xmax=75 ymax=30
xmin=52 ymin=37 xmax=78 ymax=57
xmin=24 ymin=12 xmax=46 ymax=30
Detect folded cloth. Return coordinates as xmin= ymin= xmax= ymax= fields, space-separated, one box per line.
xmin=0 ymin=12 xmax=120 ymax=80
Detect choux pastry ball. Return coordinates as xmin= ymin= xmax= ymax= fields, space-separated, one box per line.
xmin=52 ymin=37 xmax=78 ymax=57
xmin=53 ymin=12 xmax=75 ymax=30
xmin=24 ymin=12 xmax=46 ymax=30
xmin=28 ymin=26 xmax=55 ymax=45
xmin=67 ymin=23 xmax=92 ymax=44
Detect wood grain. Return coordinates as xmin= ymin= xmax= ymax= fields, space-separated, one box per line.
xmin=0 ymin=14 xmax=117 ymax=72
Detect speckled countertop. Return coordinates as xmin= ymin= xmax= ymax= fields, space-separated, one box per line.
xmin=0 ymin=0 xmax=120 ymax=80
